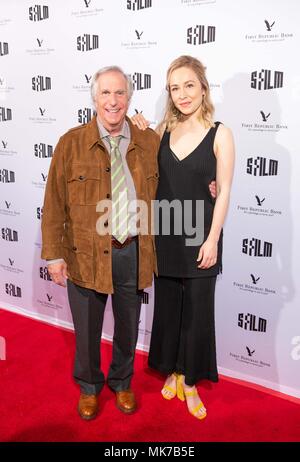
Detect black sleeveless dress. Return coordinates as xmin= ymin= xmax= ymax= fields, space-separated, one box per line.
xmin=155 ymin=122 xmax=223 ymax=278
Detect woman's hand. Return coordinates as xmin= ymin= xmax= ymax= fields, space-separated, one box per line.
xmin=131 ymin=111 xmax=150 ymax=131
xmin=197 ymin=239 xmax=218 ymax=269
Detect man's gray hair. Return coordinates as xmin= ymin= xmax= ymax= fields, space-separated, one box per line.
xmin=90 ymin=66 xmax=133 ymax=102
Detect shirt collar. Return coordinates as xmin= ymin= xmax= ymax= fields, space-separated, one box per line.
xmin=96 ymin=118 xmax=130 ymax=141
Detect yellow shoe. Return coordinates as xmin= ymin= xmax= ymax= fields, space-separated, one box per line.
xmin=161 ymin=373 xmax=178 ymax=400
xmin=184 ymin=388 xmax=207 ymax=420
xmin=177 ymin=375 xmax=207 ymax=420
xmin=176 ymin=374 xmax=185 ymax=402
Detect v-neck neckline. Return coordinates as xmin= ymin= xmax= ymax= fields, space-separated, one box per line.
xmin=169 ymin=127 xmax=212 ymax=163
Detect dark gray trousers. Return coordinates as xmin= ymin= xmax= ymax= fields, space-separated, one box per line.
xmin=67 ymin=240 xmax=143 ymax=395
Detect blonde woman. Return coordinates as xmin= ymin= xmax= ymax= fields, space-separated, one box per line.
xmin=133 ymin=55 xmax=235 ymax=420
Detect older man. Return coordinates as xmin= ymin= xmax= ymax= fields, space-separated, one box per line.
xmin=41 ymin=66 xmax=160 ymax=420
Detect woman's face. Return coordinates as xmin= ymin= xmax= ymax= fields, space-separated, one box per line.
xmin=169 ymin=66 xmax=204 ymax=118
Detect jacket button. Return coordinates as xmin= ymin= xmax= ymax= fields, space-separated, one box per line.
xmin=106 ymin=167 xmax=111 ymax=172
xmin=104 ymin=250 xmax=109 ymax=254
xmin=78 ymin=175 xmax=85 ymax=180
xmin=72 ymin=246 xmax=77 ymax=251
xmin=106 ymin=193 xmax=110 ymax=198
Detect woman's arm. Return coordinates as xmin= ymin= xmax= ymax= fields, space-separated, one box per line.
xmin=197 ymin=124 xmax=235 ymax=269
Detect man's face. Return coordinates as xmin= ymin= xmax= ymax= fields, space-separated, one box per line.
xmin=94 ymin=71 xmax=129 ymax=133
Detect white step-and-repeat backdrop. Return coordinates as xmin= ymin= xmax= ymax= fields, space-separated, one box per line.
xmin=1 ymin=0 xmax=299 ymax=398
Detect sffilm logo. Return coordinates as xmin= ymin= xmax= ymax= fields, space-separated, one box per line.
xmin=0 ymin=42 xmax=9 ymax=56
xmin=127 ymin=0 xmax=152 ymax=11
xmin=251 ymin=69 xmax=283 ymax=90
xmin=187 ymin=25 xmax=216 ymax=45
xmin=29 ymin=5 xmax=49 ymax=21
xmin=0 ymin=107 xmax=12 ymax=122
xmin=131 ymin=73 xmax=151 ymax=91
xmin=142 ymin=292 xmax=149 ymax=304
xmin=238 ymin=313 xmax=267 ymax=332
xmin=77 ymin=34 xmax=99 ymax=52
xmin=40 ymin=266 xmax=51 ymax=281
xmin=36 ymin=207 xmax=43 ymax=220
xmin=5 ymin=283 xmax=22 ymax=297
xmin=78 ymin=108 xmax=95 ymax=124
xmin=1 ymin=228 xmax=18 ymax=242
xmin=242 ymin=238 xmax=272 ymax=257
xmin=247 ymin=157 xmax=278 ymax=176
xmin=0 ymin=169 xmax=15 ymax=183
xmin=32 ymin=75 xmax=51 ymax=91
xmin=34 ymin=143 xmax=53 ymax=158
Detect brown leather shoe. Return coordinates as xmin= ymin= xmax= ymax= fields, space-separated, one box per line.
xmin=78 ymin=393 xmax=98 ymax=420
xmin=115 ymin=389 xmax=137 ymax=414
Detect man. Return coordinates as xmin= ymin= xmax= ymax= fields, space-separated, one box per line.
xmin=41 ymin=66 xmax=160 ymax=420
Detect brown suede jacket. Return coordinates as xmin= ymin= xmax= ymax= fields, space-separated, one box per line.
xmin=41 ymin=116 xmax=160 ymax=294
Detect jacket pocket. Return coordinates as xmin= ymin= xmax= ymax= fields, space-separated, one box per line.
xmin=62 ymin=231 xmax=94 ymax=283
xmin=67 ymin=164 xmax=101 ymax=205
xmin=146 ymin=169 xmax=159 ymax=200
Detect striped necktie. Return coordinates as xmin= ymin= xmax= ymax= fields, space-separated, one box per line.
xmin=108 ymin=135 xmax=129 ymax=244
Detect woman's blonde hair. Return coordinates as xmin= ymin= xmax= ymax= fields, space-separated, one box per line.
xmin=160 ymin=55 xmax=215 ymax=133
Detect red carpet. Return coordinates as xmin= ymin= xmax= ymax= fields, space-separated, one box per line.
xmin=0 ymin=308 xmax=299 ymax=442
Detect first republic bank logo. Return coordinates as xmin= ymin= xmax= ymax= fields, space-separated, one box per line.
xmin=127 ymin=0 xmax=152 ymax=11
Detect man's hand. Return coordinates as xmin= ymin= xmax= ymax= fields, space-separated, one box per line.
xmin=209 ymin=180 xmax=217 ymax=199
xmin=48 ymin=261 xmax=68 ymax=287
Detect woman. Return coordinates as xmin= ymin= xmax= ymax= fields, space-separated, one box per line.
xmin=133 ymin=55 xmax=235 ymax=420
